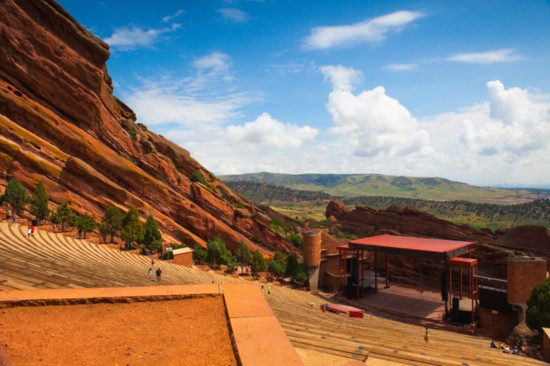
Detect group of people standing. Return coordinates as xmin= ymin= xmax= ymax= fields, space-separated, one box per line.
xmin=148 ymin=258 xmax=162 ymax=283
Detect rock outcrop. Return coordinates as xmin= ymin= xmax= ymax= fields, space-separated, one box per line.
xmin=0 ymin=0 xmax=299 ymax=255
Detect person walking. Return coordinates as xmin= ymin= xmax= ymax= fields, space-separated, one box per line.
xmin=156 ymin=267 xmax=162 ymax=283
xmin=148 ymin=267 xmax=153 ymax=281
xmin=27 ymin=226 xmax=32 ymax=238
xmin=424 ymin=326 xmax=430 ymax=343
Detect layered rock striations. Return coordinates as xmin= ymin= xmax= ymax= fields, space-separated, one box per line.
xmin=0 ymin=0 xmax=299 ymax=255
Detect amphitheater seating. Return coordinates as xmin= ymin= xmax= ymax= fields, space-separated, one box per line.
xmin=0 ymin=222 xmax=242 ymax=290
xmin=265 ymin=285 xmax=546 ymax=365
xmin=0 ymin=221 xmax=545 ymax=365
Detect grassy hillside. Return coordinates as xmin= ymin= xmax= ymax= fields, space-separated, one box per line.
xmin=221 ymin=173 xmax=539 ymax=204
xmin=224 ymin=180 xmax=550 ymax=229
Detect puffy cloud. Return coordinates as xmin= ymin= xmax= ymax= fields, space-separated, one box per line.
xmin=227 ymin=113 xmax=318 ymax=149
xmin=320 ymin=65 xmax=431 ymax=157
xmin=217 ymin=8 xmax=250 ymax=23
xmin=104 ymin=24 xmax=179 ymax=51
xmin=461 ymin=80 xmax=550 ymax=156
xmin=319 ymin=65 xmax=362 ymax=92
xmin=447 ymin=48 xmax=523 ymax=64
xmin=304 ymin=10 xmax=425 ymax=49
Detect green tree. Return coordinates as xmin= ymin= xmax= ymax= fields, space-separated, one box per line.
xmin=75 ymin=213 xmax=97 ymax=239
xmin=250 ymin=250 xmax=267 ymax=278
xmin=98 ymin=223 xmax=109 ymax=243
xmin=3 ymin=178 xmax=29 ymax=215
xmin=526 ymin=278 xmax=550 ymax=333
xmin=206 ymin=236 xmax=231 ymax=267
xmin=142 ymin=213 xmax=163 ymax=251
xmin=273 ymin=251 xmax=287 ymax=275
xmin=286 ymin=253 xmax=299 ymax=279
xmin=193 ymin=244 xmax=207 ymax=264
xmin=56 ymin=202 xmax=77 ymax=232
xmin=30 ymin=180 xmax=49 ymax=224
xmin=267 ymin=259 xmax=285 ymax=280
xmin=102 ymin=205 xmax=124 ymax=243
xmin=235 ymin=242 xmax=251 ymax=274
xmin=190 ymin=170 xmax=206 ymax=185
xmin=120 ymin=207 xmax=145 ymax=244
xmin=293 ymin=264 xmax=309 ymax=285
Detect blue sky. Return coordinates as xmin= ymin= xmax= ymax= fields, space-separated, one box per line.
xmin=57 ymin=0 xmax=550 ymax=187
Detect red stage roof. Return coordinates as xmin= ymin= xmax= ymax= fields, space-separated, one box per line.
xmin=348 ymin=234 xmax=476 ymax=260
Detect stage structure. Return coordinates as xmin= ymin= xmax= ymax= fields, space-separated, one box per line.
xmin=338 ymin=234 xmax=478 ymax=326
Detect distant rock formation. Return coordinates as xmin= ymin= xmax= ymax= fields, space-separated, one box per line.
xmin=326 ymin=200 xmax=550 ymax=284
xmin=0 ymin=0 xmax=299 ymax=255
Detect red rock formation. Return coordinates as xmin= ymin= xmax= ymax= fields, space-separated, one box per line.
xmin=0 ymin=0 xmax=300 ymax=256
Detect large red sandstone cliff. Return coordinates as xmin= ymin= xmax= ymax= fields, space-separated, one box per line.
xmin=0 ymin=0 xmax=299 ymax=255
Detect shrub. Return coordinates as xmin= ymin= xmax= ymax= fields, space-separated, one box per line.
xmin=526 ymin=277 xmax=550 ymax=333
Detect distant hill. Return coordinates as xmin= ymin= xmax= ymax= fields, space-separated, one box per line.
xmin=221 ymin=173 xmax=542 ymax=204
xmin=224 ymin=180 xmax=550 ymax=229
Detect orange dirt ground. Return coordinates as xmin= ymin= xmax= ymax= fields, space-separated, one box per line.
xmin=0 ymin=297 xmax=237 ymax=366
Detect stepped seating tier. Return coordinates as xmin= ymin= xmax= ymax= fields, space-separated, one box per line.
xmin=0 ymin=222 xmax=242 ymax=291
xmin=264 ymin=285 xmax=545 ymax=366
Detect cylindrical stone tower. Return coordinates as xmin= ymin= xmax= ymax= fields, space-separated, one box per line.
xmin=303 ymin=231 xmax=322 ymax=291
xmin=508 ymin=256 xmax=548 ymax=321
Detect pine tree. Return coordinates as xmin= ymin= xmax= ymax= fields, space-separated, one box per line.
xmin=3 ymin=178 xmax=29 ymax=215
xmin=120 ymin=207 xmax=145 ymax=245
xmin=75 ymin=213 xmax=97 ymax=239
xmin=56 ymin=202 xmax=77 ymax=232
xmin=236 ymin=242 xmax=251 ymax=273
xmin=142 ymin=213 xmax=163 ymax=251
xmin=250 ymin=250 xmax=267 ymax=278
xmin=30 ymin=180 xmax=49 ymax=224
xmin=102 ymin=205 xmax=123 ymax=243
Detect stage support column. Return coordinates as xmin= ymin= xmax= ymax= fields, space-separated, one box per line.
xmin=385 ymin=253 xmax=389 ymax=289
xmin=374 ymin=251 xmax=378 ymax=293
xmin=459 ymin=264 xmax=463 ymax=299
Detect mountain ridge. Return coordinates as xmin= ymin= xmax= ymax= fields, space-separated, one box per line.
xmin=221 ymin=172 xmax=540 ymax=204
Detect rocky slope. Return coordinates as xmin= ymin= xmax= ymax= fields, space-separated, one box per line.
xmin=0 ymin=0 xmax=299 ymax=255
xmin=326 ymin=201 xmax=550 ymax=283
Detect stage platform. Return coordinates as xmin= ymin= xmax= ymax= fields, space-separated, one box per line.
xmin=346 ymin=284 xmax=475 ymax=323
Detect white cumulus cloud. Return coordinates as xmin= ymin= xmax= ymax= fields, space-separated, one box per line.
xmin=320 ymin=65 xmax=431 ymax=157
xmin=447 ymin=48 xmax=523 ymax=64
xmin=228 ymin=113 xmax=318 ymax=149
xmin=462 ymin=80 xmax=550 ymax=157
xmin=319 ymin=65 xmax=362 ymax=91
xmin=304 ymin=10 xmax=425 ymax=49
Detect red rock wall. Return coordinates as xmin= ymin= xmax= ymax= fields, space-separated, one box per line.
xmin=0 ymin=0 xmax=301 ymax=257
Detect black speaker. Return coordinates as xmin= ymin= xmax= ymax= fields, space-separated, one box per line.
xmin=452 ymin=297 xmax=460 ymax=322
